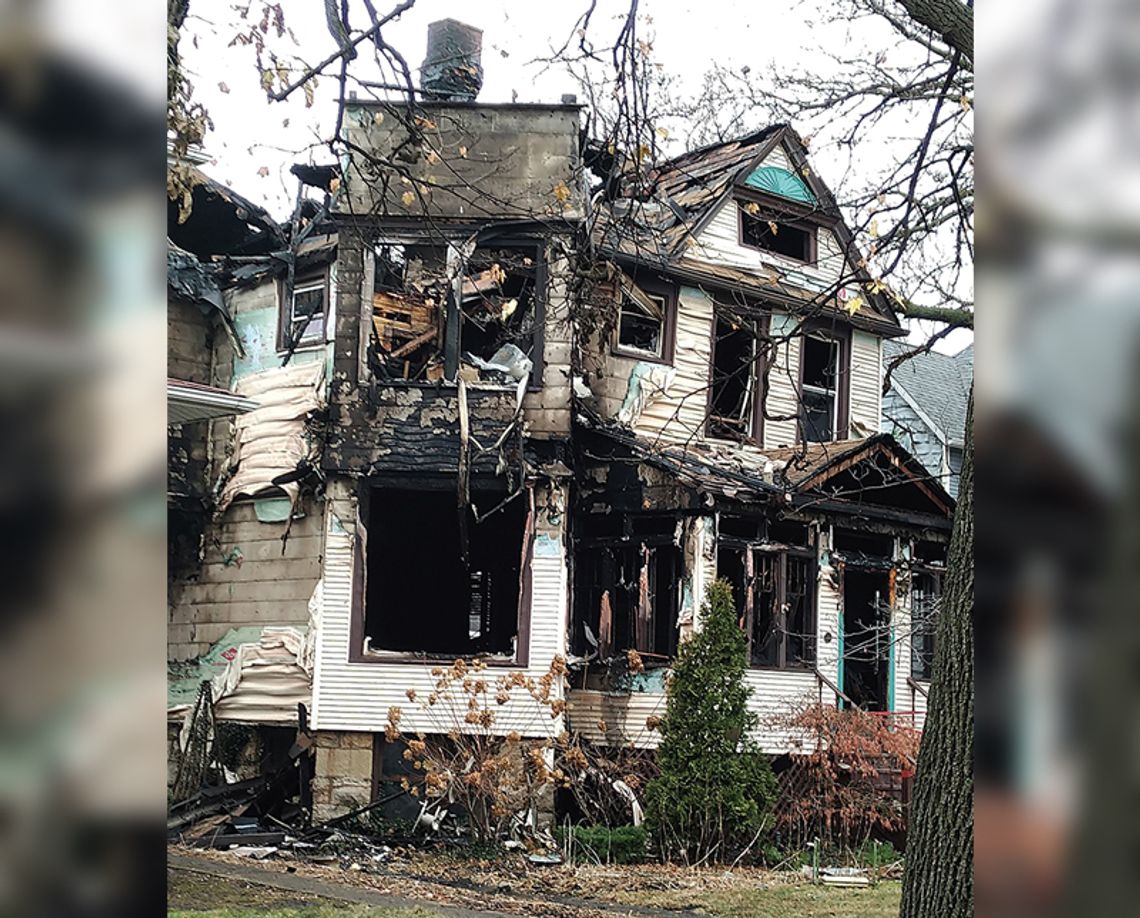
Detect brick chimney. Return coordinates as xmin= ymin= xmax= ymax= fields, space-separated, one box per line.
xmin=420 ymin=19 xmax=483 ymax=102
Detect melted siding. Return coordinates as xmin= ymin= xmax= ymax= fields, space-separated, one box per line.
xmin=631 ymin=286 xmax=714 ymax=446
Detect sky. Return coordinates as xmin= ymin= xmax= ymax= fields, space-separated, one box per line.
xmin=182 ymin=0 xmax=878 ymax=216
xmin=180 ymin=0 xmax=971 ymax=353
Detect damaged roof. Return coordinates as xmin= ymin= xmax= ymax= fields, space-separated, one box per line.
xmin=595 ymin=125 xmax=899 ymax=332
xmin=580 ymin=413 xmax=952 ymax=519
xmin=168 ymin=165 xmax=286 ymax=258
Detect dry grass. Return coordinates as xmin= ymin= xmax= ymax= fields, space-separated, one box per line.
xmin=170 ymin=848 xmax=901 ymax=917
xmin=167 ymin=868 xmax=438 ymax=916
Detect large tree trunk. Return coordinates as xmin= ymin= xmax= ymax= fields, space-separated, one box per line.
xmin=896 ymin=0 xmax=974 ymax=65
xmin=900 ymin=390 xmax=974 ymax=918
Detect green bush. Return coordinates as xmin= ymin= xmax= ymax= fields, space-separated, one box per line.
xmin=555 ymin=824 xmax=647 ymax=864
xmin=644 ymin=579 xmax=778 ymax=864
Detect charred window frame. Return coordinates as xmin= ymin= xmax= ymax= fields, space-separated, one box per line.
xmin=572 ymin=516 xmax=680 ymax=661
xmin=718 ymin=519 xmax=817 ymax=669
xmin=368 ymin=239 xmax=546 ymax=387
xmin=737 ymin=203 xmax=817 ymax=264
xmin=612 ymin=275 xmax=677 ymax=365
xmin=910 ymin=540 xmax=945 ymax=681
xmin=349 ymin=478 xmax=534 ymax=666
xmin=798 ymin=327 xmax=851 ymax=443
xmin=707 ymin=310 xmax=767 ymax=442
xmin=277 ymin=271 xmax=329 ymax=352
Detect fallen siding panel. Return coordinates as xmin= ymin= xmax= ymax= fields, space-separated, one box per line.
xmin=220 ymin=362 xmax=325 ymax=511
xmin=168 ymin=625 xmax=312 ymax=725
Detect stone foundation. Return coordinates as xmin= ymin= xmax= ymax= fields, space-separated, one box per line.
xmin=312 ymin=730 xmax=374 ymax=821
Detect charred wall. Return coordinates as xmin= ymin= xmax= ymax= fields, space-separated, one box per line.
xmin=324 ymin=230 xmax=574 ymax=477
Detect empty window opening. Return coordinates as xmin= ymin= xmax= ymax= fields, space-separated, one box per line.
xmin=365 ymin=487 xmax=524 ymax=658
xmin=573 ymin=541 xmax=679 ymax=660
xmin=722 ymin=541 xmax=816 ymax=668
xmin=708 ymin=316 xmax=759 ymax=440
xmin=842 ymin=569 xmax=891 ymax=710
xmin=616 ymin=284 xmax=667 ymax=358
xmin=801 ymin=335 xmax=840 ymax=442
xmin=459 ymin=246 xmax=539 ymax=378
xmin=833 ymin=529 xmax=894 ymax=563
xmin=767 ymin=520 xmax=809 ymax=547
xmin=740 ymin=205 xmax=814 ymax=262
xmin=280 ymin=274 xmax=327 ymax=350
xmin=371 ymin=243 xmax=444 ymax=381
xmin=369 ymin=242 xmax=542 ymax=384
xmin=910 ymin=570 xmax=941 ymax=681
xmin=913 ymin=539 xmax=947 ymax=566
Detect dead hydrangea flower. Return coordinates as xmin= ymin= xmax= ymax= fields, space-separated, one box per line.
xmin=627 ymin=649 xmax=645 ymax=674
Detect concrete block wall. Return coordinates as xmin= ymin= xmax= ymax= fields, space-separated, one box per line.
xmin=312 ymin=730 xmax=374 ymax=821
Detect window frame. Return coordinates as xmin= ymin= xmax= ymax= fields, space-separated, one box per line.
xmin=797 ymin=325 xmax=852 ymax=443
xmin=347 ymin=477 xmax=534 ymax=668
xmin=571 ymin=532 xmax=681 ymax=661
xmin=736 ymin=201 xmax=818 ymax=265
xmin=746 ymin=544 xmax=818 ymax=670
xmin=910 ymin=567 xmax=942 ymax=681
xmin=611 ymin=274 xmax=677 ymax=366
xmin=277 ymin=271 xmax=330 ymax=353
xmin=706 ymin=310 xmax=769 ymax=444
xmin=720 ymin=524 xmax=818 ymax=671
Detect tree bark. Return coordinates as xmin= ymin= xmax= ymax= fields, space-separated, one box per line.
xmin=894 ymin=300 xmax=973 ymax=329
xmin=896 ymin=0 xmax=973 ymax=66
xmin=900 ymin=389 xmax=974 ymax=918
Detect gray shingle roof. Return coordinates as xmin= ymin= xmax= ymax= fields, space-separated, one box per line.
xmin=883 ymin=341 xmax=973 ymax=444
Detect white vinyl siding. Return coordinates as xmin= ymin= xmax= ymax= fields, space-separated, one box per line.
xmin=310 ymin=480 xmax=570 ymax=738
xmin=850 ymin=329 xmax=882 ymax=433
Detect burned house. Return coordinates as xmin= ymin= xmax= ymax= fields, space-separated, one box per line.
xmin=564 ymin=125 xmax=953 ymax=750
xmin=168 ymin=20 xmax=953 ymax=820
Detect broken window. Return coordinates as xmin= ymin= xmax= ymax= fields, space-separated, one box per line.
xmin=459 ymin=246 xmax=540 ymax=380
xmin=719 ymin=520 xmax=816 ymax=668
xmin=910 ymin=571 xmax=941 ymax=681
xmin=910 ymin=541 xmax=945 ymax=681
xmin=615 ymin=285 xmax=667 ymax=358
xmin=739 ymin=205 xmax=814 ymax=262
xmin=800 ymin=334 xmax=840 ymax=442
xmin=369 ymin=241 xmax=543 ymax=384
xmin=364 ymin=485 xmax=525 ymax=658
xmin=371 ymin=244 xmax=445 ymax=381
xmin=708 ymin=315 xmax=760 ymax=440
xmin=573 ymin=538 xmax=679 ymax=660
xmin=279 ymin=273 xmax=327 ymax=350
xmin=833 ymin=529 xmax=894 ymax=562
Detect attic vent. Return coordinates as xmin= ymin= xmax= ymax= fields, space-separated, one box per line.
xmin=420 ymin=19 xmax=483 ymax=102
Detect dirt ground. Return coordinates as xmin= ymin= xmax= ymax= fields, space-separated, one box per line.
xmin=169 ymin=845 xmax=901 ymax=917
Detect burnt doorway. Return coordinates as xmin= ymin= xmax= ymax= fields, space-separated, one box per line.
xmin=842 ymin=569 xmax=891 ymax=711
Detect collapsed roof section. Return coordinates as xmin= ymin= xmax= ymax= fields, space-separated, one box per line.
xmin=168 ymin=165 xmax=286 ymax=259
xmin=577 ymin=413 xmax=952 ymax=525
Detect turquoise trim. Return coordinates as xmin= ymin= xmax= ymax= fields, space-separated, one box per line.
xmin=743 ymin=165 xmax=817 ymax=204
xmin=888 ymin=623 xmax=896 ymax=712
xmin=837 ymin=609 xmax=846 ymax=710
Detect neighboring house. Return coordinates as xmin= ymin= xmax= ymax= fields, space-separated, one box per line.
xmin=167 ymin=19 xmax=953 ymax=819
xmin=881 ymin=341 xmax=973 ymax=499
